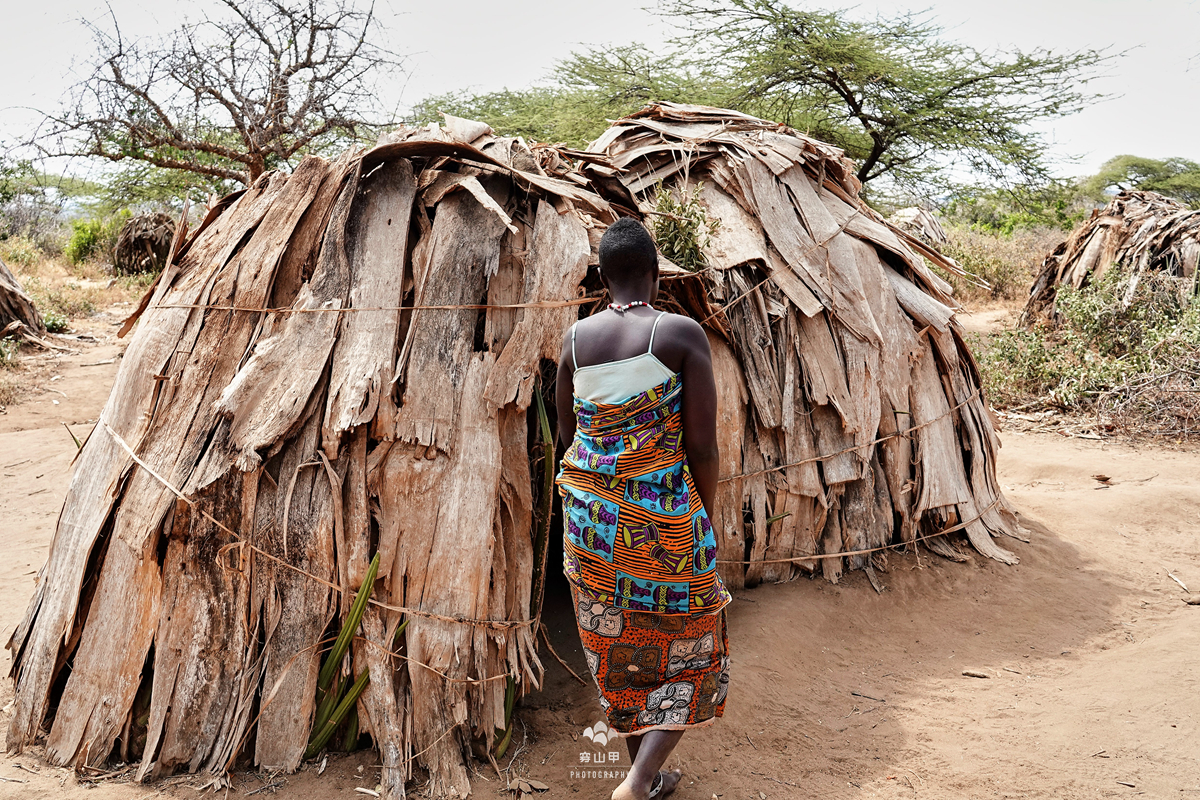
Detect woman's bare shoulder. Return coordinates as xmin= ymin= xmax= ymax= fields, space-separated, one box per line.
xmin=655 ymin=312 xmax=710 ymax=358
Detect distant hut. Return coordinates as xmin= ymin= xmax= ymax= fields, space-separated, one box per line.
xmin=1023 ymin=190 xmax=1200 ymax=324
xmin=114 ymin=212 xmax=177 ymax=274
xmin=6 ymin=105 xmax=1018 ymax=798
xmin=889 ymin=206 xmax=949 ymax=246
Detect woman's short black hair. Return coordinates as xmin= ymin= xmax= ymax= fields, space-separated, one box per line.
xmin=598 ymin=217 xmax=658 ymax=283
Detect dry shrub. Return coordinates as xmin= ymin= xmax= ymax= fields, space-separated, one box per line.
xmin=936 ymin=224 xmax=1062 ymax=302
xmin=977 ymin=268 xmax=1200 ymax=439
xmin=0 ymin=374 xmax=18 ymax=406
xmin=10 ymin=252 xmax=156 ymax=323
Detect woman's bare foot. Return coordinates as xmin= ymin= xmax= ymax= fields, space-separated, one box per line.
xmin=611 ymin=768 xmax=682 ymax=800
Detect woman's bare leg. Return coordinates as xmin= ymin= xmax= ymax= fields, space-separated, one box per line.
xmin=612 ymin=730 xmax=684 ymax=800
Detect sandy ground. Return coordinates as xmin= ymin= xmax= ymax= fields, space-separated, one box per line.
xmin=2 ymin=323 xmax=1199 ymax=800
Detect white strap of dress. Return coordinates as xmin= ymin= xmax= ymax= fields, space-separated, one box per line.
xmin=648 ymin=312 xmax=666 ymax=354
xmin=571 ymin=323 xmax=578 ymax=371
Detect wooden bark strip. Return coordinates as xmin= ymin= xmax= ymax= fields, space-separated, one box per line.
xmin=323 ymin=159 xmax=417 ymax=457
xmin=855 ymin=238 xmax=919 ymax=413
xmin=876 ymin=395 xmax=914 ymax=544
xmin=741 ymin=158 xmax=833 ymax=307
xmin=484 ymin=200 xmax=590 ymax=409
xmin=393 ymin=192 xmax=506 ymax=450
xmin=359 ymin=611 xmax=409 ymax=800
xmin=138 ymin=488 xmax=251 ymax=780
xmin=497 ymin=405 xmax=534 ymax=628
xmin=0 ymin=257 xmax=44 ymax=333
xmin=268 ymin=154 xmax=355 ymax=311
xmin=214 ymin=160 xmax=360 ymax=473
xmin=740 ymin=420 xmax=771 ymax=588
xmin=484 ymin=224 xmax=527 ymax=352
xmin=709 ymin=333 xmax=748 ymax=590
xmin=885 ymin=266 xmax=955 ymax=332
xmin=840 ymin=473 xmax=877 ymax=570
xmin=44 ymin=531 xmax=162 ymax=768
xmin=725 ymin=269 xmax=782 ymax=428
xmin=763 ymin=244 xmax=824 ymax=317
xmin=796 ymin=312 xmax=852 ymax=424
xmin=784 ymin=168 xmax=881 ymax=343
xmin=780 ymin=333 xmax=823 ymax=498
xmin=820 ymin=487 xmax=844 ymax=584
xmin=697 ymin=180 xmax=769 ymax=272
xmin=839 ymin=329 xmax=880 ymax=460
xmin=909 ymin=339 xmax=972 ymax=512
xmin=255 ymin=408 xmax=337 ymax=771
xmin=5 ymin=173 xmax=289 ymax=754
xmin=400 ymin=355 xmax=502 ymax=799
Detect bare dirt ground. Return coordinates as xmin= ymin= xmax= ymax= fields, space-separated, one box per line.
xmin=2 ymin=310 xmax=1198 ymax=800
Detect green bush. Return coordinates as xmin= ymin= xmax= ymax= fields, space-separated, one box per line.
xmin=64 ymin=213 xmax=126 ymax=265
xmin=977 ymin=268 xmax=1200 ymax=435
xmin=942 ymin=182 xmax=1090 ymax=234
xmin=650 ymin=182 xmax=719 ymax=272
xmin=42 ymin=310 xmax=69 ymax=333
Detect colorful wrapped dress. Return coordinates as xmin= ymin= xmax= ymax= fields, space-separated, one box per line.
xmin=557 ymin=316 xmax=732 ymax=736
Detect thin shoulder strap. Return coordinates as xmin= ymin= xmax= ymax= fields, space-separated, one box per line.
xmin=647 ymin=312 xmax=667 ymax=354
xmin=571 ymin=323 xmax=579 ymax=371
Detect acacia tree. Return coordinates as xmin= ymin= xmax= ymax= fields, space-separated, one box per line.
xmin=42 ymin=0 xmax=399 ymax=187
xmin=665 ymin=0 xmax=1112 ymax=194
xmin=411 ymin=44 xmax=726 ymax=148
xmin=1084 ymin=155 xmax=1200 ymax=208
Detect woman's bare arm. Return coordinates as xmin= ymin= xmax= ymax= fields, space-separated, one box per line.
xmin=676 ymin=319 xmax=719 ymax=517
xmin=556 ymin=331 xmax=577 ymax=446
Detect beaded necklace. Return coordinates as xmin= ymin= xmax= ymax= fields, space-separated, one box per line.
xmin=607 ymin=300 xmax=653 ymax=313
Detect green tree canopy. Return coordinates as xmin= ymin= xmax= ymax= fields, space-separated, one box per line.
xmin=1083 ymin=155 xmax=1200 ymax=208
xmin=410 ymin=45 xmax=727 ymax=147
xmin=664 ymin=0 xmax=1110 ymax=194
xmin=415 ymin=1 xmax=1111 ymax=199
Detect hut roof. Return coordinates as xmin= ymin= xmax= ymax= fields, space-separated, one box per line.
xmin=1024 ymin=190 xmax=1200 ymax=324
xmin=6 ymin=104 xmax=1017 ymax=798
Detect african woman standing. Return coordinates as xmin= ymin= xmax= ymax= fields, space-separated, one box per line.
xmin=556 ymin=218 xmax=731 ymax=800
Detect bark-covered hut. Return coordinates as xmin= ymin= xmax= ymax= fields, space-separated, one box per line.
xmin=6 ymin=104 xmax=1019 ymax=798
xmin=0 ymin=256 xmax=44 ymax=338
xmin=1023 ymin=190 xmax=1200 ymax=324
xmin=114 ymin=212 xmax=178 ymax=274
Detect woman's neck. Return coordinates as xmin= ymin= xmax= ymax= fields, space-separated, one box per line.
xmin=608 ymin=285 xmax=654 ymax=306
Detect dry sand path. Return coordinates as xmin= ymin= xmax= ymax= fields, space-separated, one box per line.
xmin=1 ymin=336 xmax=1197 ymax=800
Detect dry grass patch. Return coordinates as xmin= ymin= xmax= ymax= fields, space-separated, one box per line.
xmin=9 ymin=253 xmax=154 ymax=330
xmin=937 ymin=225 xmax=1063 ymax=303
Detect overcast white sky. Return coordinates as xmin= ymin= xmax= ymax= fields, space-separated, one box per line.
xmin=2 ymin=0 xmax=1198 ymax=181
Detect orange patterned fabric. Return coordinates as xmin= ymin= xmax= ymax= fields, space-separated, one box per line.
xmin=556 ymin=373 xmax=731 ymax=615
xmin=573 ymin=589 xmax=729 ymax=736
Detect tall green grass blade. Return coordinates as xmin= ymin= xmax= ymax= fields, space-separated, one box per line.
xmin=494 ymin=675 xmax=518 ymax=758
xmin=308 ymin=552 xmax=380 ymax=758
xmin=317 ymin=553 xmax=380 ymax=693
xmin=305 ymin=668 xmax=369 ymax=759
xmin=392 ymin=617 xmax=409 ymax=644
xmin=342 ymin=706 xmax=359 ymax=752
xmin=311 ymin=673 xmax=342 ymax=746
